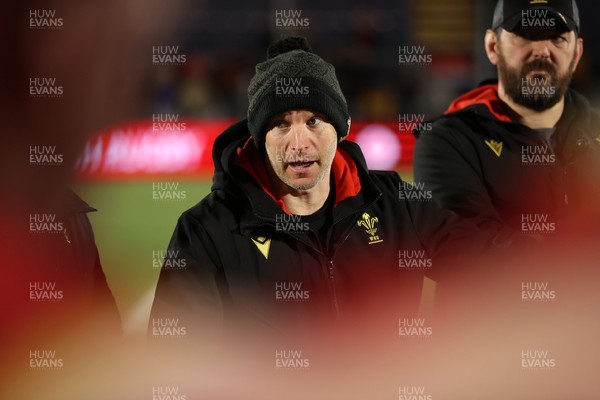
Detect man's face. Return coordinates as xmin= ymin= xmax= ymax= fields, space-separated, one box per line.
xmin=493 ymin=29 xmax=581 ymax=111
xmin=264 ymin=109 xmax=338 ymax=193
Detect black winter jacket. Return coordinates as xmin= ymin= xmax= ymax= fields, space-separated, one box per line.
xmin=414 ymin=83 xmax=600 ymax=238
xmin=2 ymin=189 xmax=121 ymax=354
xmin=150 ymin=119 xmax=488 ymax=339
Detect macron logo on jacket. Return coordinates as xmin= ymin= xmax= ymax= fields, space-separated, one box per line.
xmin=485 ymin=140 xmax=504 ymax=157
xmin=251 ymin=236 xmax=271 ymax=259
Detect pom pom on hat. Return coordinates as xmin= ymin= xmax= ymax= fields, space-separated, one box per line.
xmin=267 ymin=36 xmax=313 ymax=59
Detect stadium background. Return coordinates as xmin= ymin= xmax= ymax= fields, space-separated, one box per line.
xmin=70 ymin=0 xmax=600 ymax=335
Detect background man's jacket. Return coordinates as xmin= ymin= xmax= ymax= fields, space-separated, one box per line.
xmin=413 ymin=83 xmax=600 ymax=237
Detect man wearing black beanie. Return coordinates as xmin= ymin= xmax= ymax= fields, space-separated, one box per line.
xmin=149 ymin=36 xmax=491 ymax=342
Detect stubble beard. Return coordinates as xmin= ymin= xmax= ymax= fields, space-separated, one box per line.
xmin=266 ymin=142 xmax=337 ymax=192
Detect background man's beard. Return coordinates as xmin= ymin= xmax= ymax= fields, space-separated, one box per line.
xmin=498 ymin=53 xmax=574 ymax=112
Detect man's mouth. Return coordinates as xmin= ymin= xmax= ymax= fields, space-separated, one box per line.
xmin=529 ymin=70 xmax=549 ymax=75
xmin=288 ymin=160 xmax=314 ymax=166
xmin=287 ymin=160 xmax=316 ymax=172
xmin=525 ymin=61 xmax=555 ymax=76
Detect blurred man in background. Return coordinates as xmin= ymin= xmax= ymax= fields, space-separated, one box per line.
xmin=1 ymin=1 xmax=181 ymax=398
xmin=413 ymin=0 xmax=600 ymax=241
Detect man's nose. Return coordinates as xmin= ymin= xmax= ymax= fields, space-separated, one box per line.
xmin=530 ymin=40 xmax=552 ymax=59
xmin=290 ymin=123 xmax=309 ymax=150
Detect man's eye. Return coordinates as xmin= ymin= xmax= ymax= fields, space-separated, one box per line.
xmin=307 ymin=116 xmax=322 ymax=126
xmin=551 ymin=36 xmax=567 ymax=46
xmin=272 ymin=120 xmax=287 ymax=129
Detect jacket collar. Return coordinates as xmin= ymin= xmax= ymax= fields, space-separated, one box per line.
xmin=433 ymin=81 xmax=600 ymax=144
xmin=232 ymin=137 xmax=362 ymax=215
xmin=444 ymin=82 xmax=598 ymax=133
xmin=445 ymin=83 xmax=512 ymax=122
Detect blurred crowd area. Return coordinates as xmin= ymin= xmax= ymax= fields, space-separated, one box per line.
xmin=144 ymin=0 xmax=600 ymax=122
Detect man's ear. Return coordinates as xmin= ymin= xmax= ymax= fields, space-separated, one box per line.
xmin=572 ymin=36 xmax=584 ymax=72
xmin=484 ymin=29 xmax=500 ymax=66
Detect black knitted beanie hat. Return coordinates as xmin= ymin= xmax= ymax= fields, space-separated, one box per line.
xmin=247 ymin=36 xmax=351 ymax=149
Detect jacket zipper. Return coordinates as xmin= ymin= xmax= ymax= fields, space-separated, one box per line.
xmin=265 ymin=227 xmax=340 ymax=317
xmin=525 ymin=135 xmax=570 ymax=209
xmin=326 ymin=260 xmax=339 ymax=316
xmin=324 ymin=214 xmax=364 ymax=317
xmin=253 ymin=208 xmax=373 ymax=318
xmin=547 ymin=137 xmax=570 ymax=207
xmin=563 ymin=169 xmax=569 ymax=205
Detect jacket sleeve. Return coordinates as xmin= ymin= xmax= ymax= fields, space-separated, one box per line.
xmin=373 ymin=171 xmax=500 ymax=281
xmin=149 ymin=212 xmax=226 ymax=340
xmin=78 ymin=213 xmax=123 ymax=337
xmin=413 ymin=122 xmax=509 ymax=236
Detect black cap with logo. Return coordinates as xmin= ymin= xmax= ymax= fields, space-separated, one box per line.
xmin=492 ymin=0 xmax=580 ymax=33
